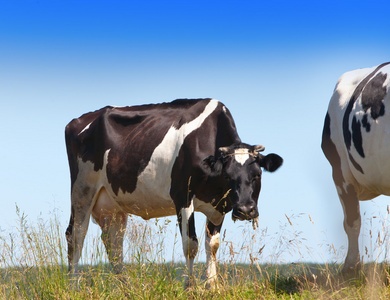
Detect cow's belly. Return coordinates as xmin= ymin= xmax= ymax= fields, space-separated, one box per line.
xmin=350 ymin=139 xmax=390 ymax=198
xmin=119 ymin=196 xmax=176 ymax=220
xmin=352 ymin=161 xmax=390 ymax=199
xmin=92 ymin=188 xmax=176 ymax=223
xmin=105 ymin=184 xmax=177 ymax=220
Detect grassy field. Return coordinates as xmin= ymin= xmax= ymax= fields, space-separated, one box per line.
xmin=2 ymin=208 xmax=390 ymax=299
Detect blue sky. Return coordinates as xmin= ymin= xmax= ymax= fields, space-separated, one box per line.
xmin=1 ymin=0 xmax=390 ymax=265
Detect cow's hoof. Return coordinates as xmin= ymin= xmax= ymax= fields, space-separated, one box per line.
xmin=205 ymin=277 xmax=219 ymax=290
xmin=183 ymin=276 xmax=196 ymax=290
xmin=341 ymin=262 xmax=361 ymax=277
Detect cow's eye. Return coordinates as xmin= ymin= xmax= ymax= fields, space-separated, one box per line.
xmin=252 ymin=174 xmax=260 ymax=182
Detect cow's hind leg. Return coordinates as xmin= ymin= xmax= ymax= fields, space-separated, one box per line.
xmin=338 ymin=184 xmax=361 ymax=273
xmin=92 ymin=188 xmax=128 ymax=274
xmin=178 ymin=197 xmax=198 ymax=288
xmin=65 ymin=189 xmax=94 ymax=283
xmin=99 ymin=214 xmax=128 ymax=274
xmin=205 ymin=218 xmax=223 ymax=289
xmin=322 ymin=114 xmax=361 ymax=273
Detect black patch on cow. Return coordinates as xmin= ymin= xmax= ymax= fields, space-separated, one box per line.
xmin=351 ymin=116 xmax=364 ymax=158
xmin=361 ymin=72 xmax=387 ymax=119
xmin=177 ymin=210 xmax=198 ymax=241
xmin=206 ymin=219 xmax=223 ymax=236
xmin=65 ymin=206 xmax=75 ymax=259
xmin=342 ymin=62 xmax=390 ymax=151
xmin=348 ymin=152 xmax=364 ymax=174
xmin=323 ymin=113 xmax=331 ymax=138
xmin=361 ymin=114 xmax=371 ymax=132
xmin=188 ymin=213 xmax=197 ymax=239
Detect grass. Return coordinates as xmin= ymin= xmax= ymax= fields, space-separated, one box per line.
xmin=2 ymin=207 xmax=390 ymax=299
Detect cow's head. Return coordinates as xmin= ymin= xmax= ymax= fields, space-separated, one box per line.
xmin=202 ymin=143 xmax=283 ymax=221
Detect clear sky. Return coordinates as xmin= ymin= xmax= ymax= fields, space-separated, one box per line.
xmin=1 ymin=0 xmax=390 ymax=266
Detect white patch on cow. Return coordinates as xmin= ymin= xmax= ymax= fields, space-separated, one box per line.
xmin=78 ymin=122 xmax=92 ymax=135
xmin=336 ymin=185 xmax=342 ymax=196
xmin=181 ymin=200 xmax=194 ymax=238
xmin=180 ymin=198 xmax=198 ymax=283
xmin=73 ymin=156 xmax=103 ymax=200
xmin=222 ymin=105 xmax=227 ymax=113
xmin=335 ymin=181 xmax=349 ymax=197
xmin=109 ymin=99 xmax=220 ymax=220
xmin=73 ymin=150 xmax=113 ymax=216
xmin=233 ymin=148 xmax=250 ymax=165
xmin=208 ymin=232 xmax=220 ymax=250
xmin=206 ymin=231 xmax=220 ymax=286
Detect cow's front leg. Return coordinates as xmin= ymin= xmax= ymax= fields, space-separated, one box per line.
xmin=338 ymin=184 xmax=361 ymax=273
xmin=178 ymin=197 xmax=198 ymax=288
xmin=205 ymin=218 xmax=223 ymax=289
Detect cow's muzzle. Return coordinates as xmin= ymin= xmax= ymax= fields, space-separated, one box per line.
xmin=232 ymin=204 xmax=259 ymax=221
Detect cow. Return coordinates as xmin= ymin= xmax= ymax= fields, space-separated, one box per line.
xmin=65 ymin=98 xmax=283 ymax=287
xmin=322 ymin=62 xmax=390 ymax=272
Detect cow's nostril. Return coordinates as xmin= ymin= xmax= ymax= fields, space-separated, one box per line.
xmin=234 ymin=204 xmax=258 ymax=220
xmin=246 ymin=205 xmax=255 ymax=214
xmin=248 ymin=206 xmax=258 ymax=218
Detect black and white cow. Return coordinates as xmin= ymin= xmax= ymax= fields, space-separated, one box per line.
xmin=65 ymin=98 xmax=283 ymax=287
xmin=322 ymin=62 xmax=390 ymax=272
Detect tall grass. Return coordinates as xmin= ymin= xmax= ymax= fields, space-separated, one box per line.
xmin=1 ymin=206 xmax=390 ymax=299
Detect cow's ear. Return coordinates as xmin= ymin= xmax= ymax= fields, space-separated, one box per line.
xmin=202 ymin=155 xmax=223 ymax=175
xmin=258 ymin=153 xmax=283 ymax=172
